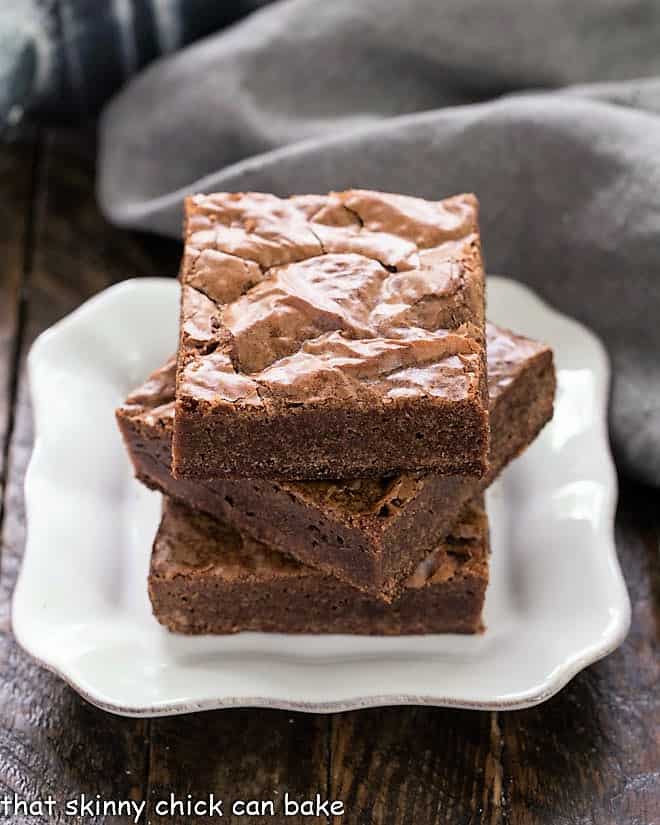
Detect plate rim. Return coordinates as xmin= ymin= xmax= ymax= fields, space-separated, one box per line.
xmin=12 ymin=275 xmax=631 ymax=716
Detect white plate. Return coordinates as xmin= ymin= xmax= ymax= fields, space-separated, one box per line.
xmin=13 ymin=277 xmax=629 ymax=716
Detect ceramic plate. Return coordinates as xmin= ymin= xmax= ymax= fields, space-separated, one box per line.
xmin=12 ymin=276 xmax=629 ymax=716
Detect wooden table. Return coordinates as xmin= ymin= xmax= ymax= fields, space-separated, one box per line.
xmin=0 ymin=130 xmax=658 ymax=825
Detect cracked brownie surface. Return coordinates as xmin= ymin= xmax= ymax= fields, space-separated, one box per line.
xmin=179 ymin=190 xmax=484 ymax=406
xmin=173 ymin=189 xmax=488 ymax=480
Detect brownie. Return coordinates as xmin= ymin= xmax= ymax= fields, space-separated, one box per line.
xmin=149 ymin=498 xmax=489 ymax=635
xmin=117 ymin=323 xmax=555 ymax=601
xmin=172 ymin=189 xmax=489 ymax=480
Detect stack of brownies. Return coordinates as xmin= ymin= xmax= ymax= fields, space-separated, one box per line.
xmin=117 ymin=189 xmax=556 ymax=635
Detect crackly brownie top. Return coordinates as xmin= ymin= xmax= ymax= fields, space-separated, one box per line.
xmin=152 ymin=499 xmax=488 ymax=589
xmin=177 ymin=190 xmax=485 ymax=408
xmin=118 ymin=323 xmax=551 ymax=514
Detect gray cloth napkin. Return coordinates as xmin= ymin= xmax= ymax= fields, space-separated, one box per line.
xmin=98 ymin=0 xmax=660 ymax=486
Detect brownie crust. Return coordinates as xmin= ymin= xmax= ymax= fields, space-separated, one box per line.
xmin=148 ymin=498 xmax=489 ymax=636
xmin=173 ymin=189 xmax=489 ymax=480
xmin=117 ymin=323 xmax=555 ymax=601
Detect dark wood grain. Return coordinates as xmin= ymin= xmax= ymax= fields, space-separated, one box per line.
xmin=147 ymin=711 xmax=329 ymax=824
xmin=0 ymin=129 xmax=658 ymax=825
xmin=0 ymin=130 xmax=178 ymax=824
xmin=330 ymin=707 xmax=503 ymax=824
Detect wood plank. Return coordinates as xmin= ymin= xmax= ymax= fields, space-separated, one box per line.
xmin=147 ymin=710 xmax=329 ymax=824
xmin=0 ymin=140 xmax=34 ymax=488
xmin=499 ymin=481 xmax=660 ymax=825
xmin=0 ymin=129 xmax=180 ymax=824
xmin=329 ymin=707 xmax=502 ymax=824
xmin=28 ymin=130 xmax=180 ymax=310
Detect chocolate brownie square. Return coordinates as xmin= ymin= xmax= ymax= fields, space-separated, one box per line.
xmin=172 ymin=189 xmax=488 ymax=480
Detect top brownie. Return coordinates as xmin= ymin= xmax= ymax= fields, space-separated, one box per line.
xmin=173 ymin=189 xmax=488 ymax=480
